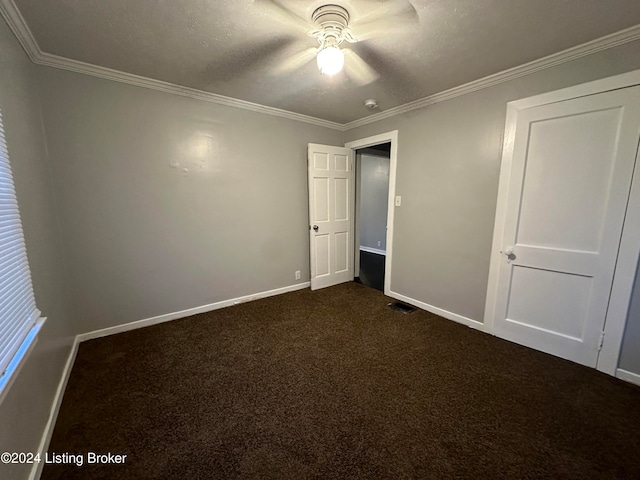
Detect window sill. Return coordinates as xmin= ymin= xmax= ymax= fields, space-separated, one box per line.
xmin=0 ymin=317 xmax=46 ymax=406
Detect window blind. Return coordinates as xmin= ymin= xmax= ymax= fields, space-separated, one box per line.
xmin=0 ymin=110 xmax=41 ymax=380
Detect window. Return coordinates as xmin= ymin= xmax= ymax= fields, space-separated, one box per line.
xmin=0 ymin=109 xmax=44 ymax=402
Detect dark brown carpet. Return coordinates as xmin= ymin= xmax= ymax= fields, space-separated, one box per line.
xmin=43 ymin=282 xmax=640 ymax=479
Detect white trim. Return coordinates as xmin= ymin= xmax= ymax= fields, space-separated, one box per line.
xmin=0 ymin=318 xmax=45 ymax=406
xmin=346 ymin=131 xmax=398 ymax=297
xmin=33 ymin=52 xmax=343 ymax=130
xmin=29 ymin=337 xmax=79 ymax=480
xmin=2 ymin=0 xmax=639 ymax=131
xmin=509 ymin=70 xmax=640 ymax=109
xmin=29 ymin=282 xmax=311 ymax=479
xmin=354 ymin=153 xmax=362 ymax=278
xmin=483 ymin=102 xmax=519 ymax=333
xmin=360 ymin=246 xmax=386 ymax=256
xmin=342 ymin=25 xmax=640 ymax=130
xmin=389 ymin=290 xmax=487 ymax=333
xmin=615 ymin=368 xmax=640 ymax=387
xmin=598 ymin=129 xmax=640 ymax=375
xmin=0 ymin=0 xmax=40 ymax=62
xmin=0 ymin=1 xmax=342 ymax=131
xmin=78 ymin=282 xmax=310 ymax=341
xmin=484 ymin=70 xmax=640 ymax=376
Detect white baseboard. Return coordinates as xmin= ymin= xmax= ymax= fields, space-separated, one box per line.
xmin=388 ymin=290 xmax=487 ymax=332
xmin=616 ymin=368 xmax=640 ymax=387
xmin=359 ymin=246 xmax=386 ymax=256
xmin=29 ymin=336 xmax=79 ymax=480
xmin=78 ymin=282 xmax=311 ymax=342
xmin=28 ymin=282 xmax=310 ymax=479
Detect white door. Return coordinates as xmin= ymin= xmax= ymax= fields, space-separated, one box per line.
xmin=490 ymin=86 xmax=640 ymax=367
xmin=308 ymin=144 xmax=354 ymax=290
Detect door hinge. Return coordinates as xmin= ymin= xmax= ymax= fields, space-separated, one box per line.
xmin=597 ymin=331 xmax=605 ymax=351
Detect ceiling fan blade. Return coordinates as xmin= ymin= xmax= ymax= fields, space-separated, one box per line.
xmin=271 ymin=47 xmax=317 ymax=75
xmin=350 ymin=1 xmax=419 ymax=41
xmin=354 ymin=43 xmax=422 ymax=98
xmin=254 ymin=0 xmax=311 ymax=34
xmin=343 ymin=49 xmax=379 ymax=86
xmin=201 ymin=37 xmax=296 ymax=82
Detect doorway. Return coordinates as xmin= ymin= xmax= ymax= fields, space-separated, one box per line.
xmin=354 ymin=143 xmax=390 ymax=292
xmin=346 ymin=130 xmax=399 ymax=296
xmin=306 ymin=132 xmax=398 ymax=294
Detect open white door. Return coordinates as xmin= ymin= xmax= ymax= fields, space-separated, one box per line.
xmin=487 ymin=85 xmax=640 ymax=367
xmin=308 ymin=143 xmax=354 ymax=290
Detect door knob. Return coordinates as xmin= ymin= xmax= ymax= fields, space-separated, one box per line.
xmin=502 ymin=246 xmax=515 ymax=263
xmin=313 ymin=225 xmax=319 ymax=232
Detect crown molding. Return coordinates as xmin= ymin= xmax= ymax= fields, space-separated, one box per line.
xmin=0 ymin=0 xmax=40 ymax=61
xmin=342 ymin=23 xmax=640 ymax=130
xmin=0 ymin=0 xmax=343 ymax=131
xmin=2 ymin=0 xmax=640 ymax=133
xmin=32 ymin=51 xmax=344 ymax=130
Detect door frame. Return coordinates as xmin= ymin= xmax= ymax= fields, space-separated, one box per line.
xmin=484 ymin=69 xmax=640 ymax=376
xmin=345 ymin=131 xmax=398 ymax=296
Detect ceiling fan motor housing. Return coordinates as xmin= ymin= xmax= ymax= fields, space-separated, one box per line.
xmin=312 ymin=5 xmax=350 ymax=28
xmin=312 ymin=5 xmax=351 ymax=47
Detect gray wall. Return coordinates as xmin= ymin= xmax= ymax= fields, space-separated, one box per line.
xmin=359 ymin=153 xmax=390 ymax=252
xmin=36 ymin=66 xmax=343 ymax=333
xmin=344 ymin=39 xmax=640 ymax=334
xmin=0 ymin=19 xmax=76 ymax=480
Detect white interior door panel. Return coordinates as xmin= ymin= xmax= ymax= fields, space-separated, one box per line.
xmin=308 ymin=144 xmax=354 ymax=290
xmin=491 ymin=86 xmax=640 ymax=367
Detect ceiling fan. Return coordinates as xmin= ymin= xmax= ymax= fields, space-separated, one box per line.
xmin=256 ymin=0 xmax=419 ymax=85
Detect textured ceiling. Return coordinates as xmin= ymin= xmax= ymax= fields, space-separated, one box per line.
xmin=11 ymin=0 xmax=640 ymax=124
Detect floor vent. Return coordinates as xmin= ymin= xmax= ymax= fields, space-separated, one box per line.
xmin=387 ymin=302 xmax=416 ymax=314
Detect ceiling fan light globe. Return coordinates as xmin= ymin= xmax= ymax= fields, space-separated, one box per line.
xmin=317 ymin=46 xmax=344 ymax=76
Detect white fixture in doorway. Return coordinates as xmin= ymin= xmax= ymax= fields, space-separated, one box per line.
xmin=485 ymin=70 xmax=640 ymax=375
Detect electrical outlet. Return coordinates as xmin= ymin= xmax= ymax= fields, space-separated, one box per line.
xmin=377 ymin=241 xmax=381 ymax=247
xmin=395 ymin=195 xmax=402 ymax=206
xmin=295 ymin=270 xmax=301 ymax=280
